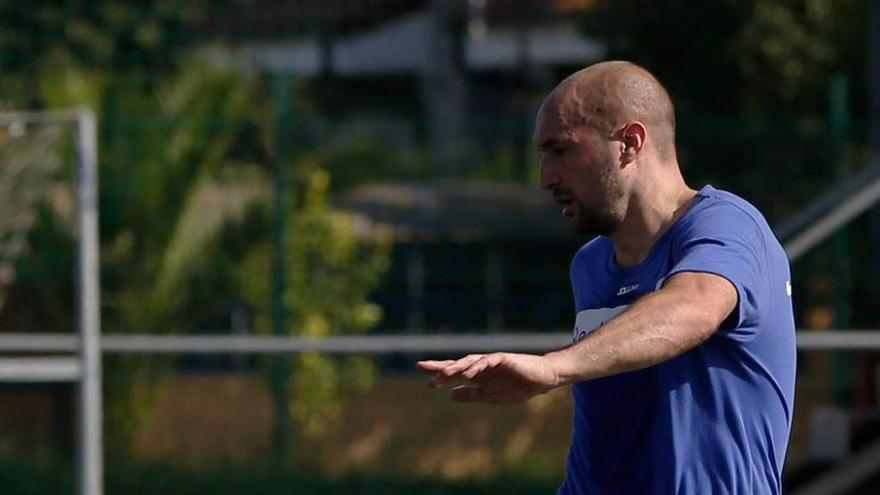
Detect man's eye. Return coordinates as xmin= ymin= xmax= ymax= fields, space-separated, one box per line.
xmin=551 ymin=147 xmax=567 ymax=156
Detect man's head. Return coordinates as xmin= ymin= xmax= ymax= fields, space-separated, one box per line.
xmin=534 ymin=61 xmax=677 ymax=236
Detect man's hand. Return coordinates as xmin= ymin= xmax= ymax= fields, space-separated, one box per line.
xmin=416 ymin=352 xmax=560 ymax=404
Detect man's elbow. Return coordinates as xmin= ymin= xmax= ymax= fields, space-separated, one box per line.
xmin=662 ymin=272 xmax=739 ymax=348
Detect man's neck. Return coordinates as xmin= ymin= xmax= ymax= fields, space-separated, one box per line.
xmin=610 ymin=182 xmax=697 ymax=267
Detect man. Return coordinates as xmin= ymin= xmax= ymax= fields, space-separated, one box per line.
xmin=417 ymin=61 xmax=796 ymax=494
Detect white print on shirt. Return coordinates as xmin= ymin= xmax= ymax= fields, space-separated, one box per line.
xmin=616 ymin=284 xmax=640 ymax=296
xmin=573 ymin=305 xmax=629 ymax=343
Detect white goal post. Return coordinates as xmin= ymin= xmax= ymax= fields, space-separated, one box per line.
xmin=0 ymin=109 xmax=101 ymax=495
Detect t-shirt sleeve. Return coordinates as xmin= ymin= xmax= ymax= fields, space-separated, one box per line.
xmin=570 ymin=254 xmax=582 ymax=308
xmin=666 ymin=202 xmax=768 ymax=336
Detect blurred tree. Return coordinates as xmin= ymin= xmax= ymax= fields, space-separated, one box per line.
xmin=234 ymin=167 xmax=391 ymax=446
xmin=0 ymin=124 xmax=70 ymax=314
xmin=315 ymin=127 xmax=415 ymax=192
xmin=582 ymin=0 xmax=866 ymax=117
xmin=1 ymin=52 xmax=390 ymax=459
xmin=37 ymin=58 xmax=274 ymax=454
xmin=0 ymin=0 xmax=232 ymax=107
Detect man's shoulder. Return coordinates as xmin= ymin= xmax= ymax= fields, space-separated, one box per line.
xmin=683 ymin=185 xmax=772 ymax=234
xmin=572 ymin=236 xmax=612 ymax=269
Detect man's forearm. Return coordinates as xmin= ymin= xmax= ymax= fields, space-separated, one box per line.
xmin=544 ymin=282 xmax=727 ymax=386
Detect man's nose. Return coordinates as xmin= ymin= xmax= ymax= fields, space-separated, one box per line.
xmin=540 ymin=160 xmax=558 ymax=190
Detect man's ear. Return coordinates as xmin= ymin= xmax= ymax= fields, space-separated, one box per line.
xmin=620 ymin=122 xmax=646 ymax=164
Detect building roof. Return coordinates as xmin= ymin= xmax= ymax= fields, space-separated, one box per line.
xmin=336 ymin=180 xmax=572 ymax=241
xmin=194 ymin=0 xmax=595 ymax=38
xmin=241 ymin=11 xmax=604 ymax=76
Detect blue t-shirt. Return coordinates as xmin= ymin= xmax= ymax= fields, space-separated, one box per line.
xmin=558 ymin=185 xmax=796 ymax=495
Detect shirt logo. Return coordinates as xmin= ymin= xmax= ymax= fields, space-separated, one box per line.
xmin=616 ymin=284 xmax=640 ymax=296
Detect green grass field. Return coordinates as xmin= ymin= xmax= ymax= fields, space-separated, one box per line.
xmin=0 ymin=461 xmax=560 ymax=495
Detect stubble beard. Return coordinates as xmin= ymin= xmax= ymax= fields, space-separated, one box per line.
xmin=571 ymin=167 xmax=625 ymax=237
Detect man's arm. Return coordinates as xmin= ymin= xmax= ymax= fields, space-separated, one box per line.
xmin=417 ymin=271 xmax=737 ymax=403
xmin=546 ymin=270 xmax=736 ymax=385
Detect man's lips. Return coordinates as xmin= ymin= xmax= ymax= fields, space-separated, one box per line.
xmin=553 ymin=194 xmax=575 ymax=217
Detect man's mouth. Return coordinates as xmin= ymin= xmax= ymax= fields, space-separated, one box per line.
xmin=553 ymin=195 xmax=575 ymax=217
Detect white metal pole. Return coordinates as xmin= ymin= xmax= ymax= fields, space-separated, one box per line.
xmin=76 ymin=108 xmax=102 ymax=495
xmin=784 ymin=176 xmax=880 ymax=261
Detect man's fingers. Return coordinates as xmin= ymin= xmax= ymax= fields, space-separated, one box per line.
xmin=416 ymin=360 xmax=455 ymax=372
xmin=450 ymin=385 xmax=485 ymax=402
xmin=418 ymin=353 xmax=501 ymax=390
xmin=462 ymin=353 xmax=503 ymax=380
xmin=461 ymin=359 xmax=489 ymax=380
xmin=440 ymin=354 xmax=484 ymax=377
xmin=425 ymin=354 xmax=485 ymax=387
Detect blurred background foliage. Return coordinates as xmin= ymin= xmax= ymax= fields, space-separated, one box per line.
xmin=0 ymin=1 xmax=394 ymax=463
xmin=583 ymin=0 xmax=866 ymax=116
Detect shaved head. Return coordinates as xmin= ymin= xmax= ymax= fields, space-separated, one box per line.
xmin=540 ymin=61 xmax=676 ymax=158
xmin=535 ymin=61 xmax=685 ymax=237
